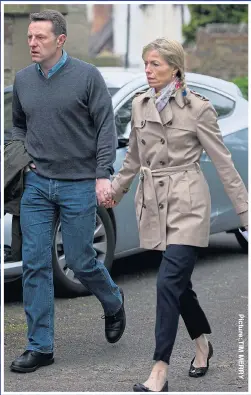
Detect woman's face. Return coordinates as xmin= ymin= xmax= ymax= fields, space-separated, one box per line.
xmin=143 ymin=49 xmax=176 ymax=92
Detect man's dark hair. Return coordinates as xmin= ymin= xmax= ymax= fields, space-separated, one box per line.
xmin=30 ymin=9 xmax=67 ymax=36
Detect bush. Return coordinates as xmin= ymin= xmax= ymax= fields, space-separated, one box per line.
xmin=183 ymin=5 xmax=248 ymax=43
xmin=232 ymin=76 xmax=248 ymax=100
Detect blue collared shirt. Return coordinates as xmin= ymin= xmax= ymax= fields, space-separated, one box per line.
xmin=37 ymin=49 xmax=68 ymax=78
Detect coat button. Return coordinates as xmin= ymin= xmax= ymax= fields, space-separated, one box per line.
xmin=146 ymin=160 xmax=151 ymax=166
xmin=141 ymin=139 xmax=146 ymax=145
xmin=160 ymin=138 xmax=165 ymax=144
xmin=159 ymin=203 xmax=164 ymax=209
xmin=160 ymin=161 xmax=165 ymax=166
xmin=143 ymin=203 xmax=146 ymax=208
xmin=159 ymin=181 xmax=164 ymax=186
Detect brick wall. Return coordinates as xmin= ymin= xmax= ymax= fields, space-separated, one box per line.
xmin=185 ymin=23 xmax=248 ymax=80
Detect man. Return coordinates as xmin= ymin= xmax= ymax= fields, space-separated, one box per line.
xmin=10 ymin=9 xmax=125 ymax=373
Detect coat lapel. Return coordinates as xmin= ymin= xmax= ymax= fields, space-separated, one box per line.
xmin=159 ymin=89 xmax=187 ymax=125
xmin=139 ymin=89 xmax=162 ymax=125
xmin=139 ymin=87 xmax=190 ymax=126
xmin=144 ymin=97 xmax=162 ymax=125
xmin=159 ymin=102 xmax=173 ymax=125
xmin=142 ymin=88 xmax=174 ymax=126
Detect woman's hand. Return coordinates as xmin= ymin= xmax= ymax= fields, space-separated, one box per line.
xmin=104 ymin=200 xmax=117 ymax=208
xmin=101 ymin=186 xmax=118 ymax=208
xmin=102 ymin=199 xmax=117 ymax=209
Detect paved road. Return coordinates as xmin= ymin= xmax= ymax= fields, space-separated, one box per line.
xmin=4 ymin=232 xmax=248 ymax=393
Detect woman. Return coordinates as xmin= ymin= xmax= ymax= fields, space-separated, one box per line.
xmin=103 ymin=38 xmax=248 ymax=392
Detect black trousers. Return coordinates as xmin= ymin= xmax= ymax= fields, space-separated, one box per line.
xmin=153 ymin=244 xmax=211 ymax=364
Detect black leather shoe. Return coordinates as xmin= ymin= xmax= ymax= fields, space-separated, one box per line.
xmin=104 ymin=288 xmax=126 ymax=343
xmin=133 ymin=382 xmax=168 ymax=392
xmin=189 ymin=341 xmax=213 ymax=378
xmin=10 ymin=350 xmax=54 ymax=373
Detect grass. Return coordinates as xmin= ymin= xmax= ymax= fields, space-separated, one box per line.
xmin=232 ymin=76 xmax=248 ymax=100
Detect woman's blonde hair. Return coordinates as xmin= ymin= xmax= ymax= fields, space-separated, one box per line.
xmin=142 ymin=38 xmax=191 ymax=106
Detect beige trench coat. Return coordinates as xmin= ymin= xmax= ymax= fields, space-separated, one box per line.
xmin=112 ymin=88 xmax=248 ymax=250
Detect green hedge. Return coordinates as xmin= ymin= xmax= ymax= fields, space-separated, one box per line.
xmin=231 ymin=76 xmax=248 ymax=100
xmin=183 ymin=5 xmax=248 ymax=44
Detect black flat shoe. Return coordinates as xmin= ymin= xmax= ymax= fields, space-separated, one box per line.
xmin=10 ymin=350 xmax=54 ymax=373
xmin=189 ymin=341 xmax=213 ymax=378
xmin=104 ymin=288 xmax=126 ymax=343
xmin=133 ymin=382 xmax=168 ymax=392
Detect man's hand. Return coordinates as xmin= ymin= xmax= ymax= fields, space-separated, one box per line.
xmin=96 ymin=178 xmax=112 ymax=207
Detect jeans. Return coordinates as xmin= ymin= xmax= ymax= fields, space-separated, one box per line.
xmin=154 ymin=244 xmax=211 ymax=364
xmin=20 ymin=171 xmax=122 ymax=353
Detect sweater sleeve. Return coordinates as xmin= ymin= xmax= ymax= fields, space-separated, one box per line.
xmin=12 ymin=77 xmax=27 ymax=141
xmin=196 ymin=101 xmax=248 ymax=227
xmin=87 ymin=66 xmax=117 ymax=179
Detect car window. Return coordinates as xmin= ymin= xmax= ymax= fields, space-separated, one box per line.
xmin=115 ymin=98 xmax=133 ymax=140
xmin=108 ymin=87 xmax=120 ymax=96
xmin=4 ymin=91 xmax=13 ymax=143
xmin=188 ymin=85 xmax=235 ymax=118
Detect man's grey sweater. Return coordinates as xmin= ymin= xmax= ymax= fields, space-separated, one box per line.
xmin=12 ymin=57 xmax=117 ymax=179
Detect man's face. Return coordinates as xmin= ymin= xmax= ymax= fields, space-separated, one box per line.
xmin=28 ymin=21 xmax=59 ymax=64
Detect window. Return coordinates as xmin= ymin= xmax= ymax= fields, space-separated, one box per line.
xmin=115 ymin=98 xmax=133 ymax=140
xmin=188 ymin=85 xmax=235 ymax=118
xmin=108 ymin=87 xmax=120 ymax=97
xmin=4 ymin=91 xmax=13 ymax=143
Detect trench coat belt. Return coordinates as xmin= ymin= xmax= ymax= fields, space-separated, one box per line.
xmin=137 ymin=162 xmax=200 ymax=248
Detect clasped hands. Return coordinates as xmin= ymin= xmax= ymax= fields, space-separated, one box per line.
xmin=96 ymin=178 xmax=117 ymax=208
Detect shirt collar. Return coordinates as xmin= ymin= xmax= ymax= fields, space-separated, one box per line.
xmin=37 ymin=49 xmax=68 ymax=78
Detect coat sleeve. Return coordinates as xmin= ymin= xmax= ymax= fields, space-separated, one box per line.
xmin=111 ymin=104 xmax=141 ymax=203
xmin=196 ymin=102 xmax=248 ymax=227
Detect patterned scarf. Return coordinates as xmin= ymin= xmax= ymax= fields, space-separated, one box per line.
xmin=152 ymin=78 xmax=181 ymax=112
